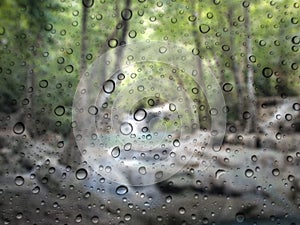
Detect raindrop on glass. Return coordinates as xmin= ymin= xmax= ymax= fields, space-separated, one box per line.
xmin=13 ymin=122 xmax=25 ymax=135
xmin=76 ymin=168 xmax=88 ymax=180
xmin=15 ymin=176 xmax=24 ymax=186
xmin=134 ymin=109 xmax=147 ymax=121
xmin=111 ymin=146 xmax=120 ymax=158
xmin=103 ymin=80 xmax=115 ymax=94
xmin=120 ymin=122 xmax=133 ymax=135
xmin=116 ymin=185 xmax=128 ymax=195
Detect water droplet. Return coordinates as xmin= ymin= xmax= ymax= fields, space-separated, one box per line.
xmin=103 ymin=80 xmax=115 ymax=94
xmin=88 ymin=105 xmax=98 ymax=115
xmin=121 ymin=9 xmax=132 ymax=20
xmin=249 ymin=55 xmax=256 ymax=63
xmin=13 ymin=122 xmax=25 ymax=134
xmin=124 ymin=142 xmax=132 ymax=151
xmin=65 ymin=65 xmax=74 ymax=73
xmin=251 ymin=155 xmax=257 ymax=162
xmin=15 ymin=176 xmax=24 ymax=186
xmin=215 ymin=169 xmax=226 ymax=179
xmin=293 ymin=103 xmax=300 ymax=111
xmin=108 ymin=39 xmax=118 ymax=48
xmin=243 ymin=111 xmax=251 ymax=120
xmin=272 ymin=168 xmax=280 ymax=176
xmin=159 ymin=46 xmax=167 ymax=54
xmin=91 ymin=216 xmax=99 ymax=224
xmin=124 ymin=214 xmax=132 ymax=221
xmin=262 ymin=67 xmax=273 ymax=78
xmin=76 ymin=168 xmax=88 ymax=180
xmin=134 ymin=109 xmax=147 ymax=121
xmin=292 ymin=36 xmax=300 ymax=45
xmin=173 ymin=139 xmax=180 ymax=147
xmin=75 ymin=214 xmax=82 ymax=223
xmin=54 ymin=105 xmax=65 ymax=116
xmin=120 ymin=122 xmax=133 ymax=135
xmin=275 ymin=132 xmax=282 ymax=140
xmin=32 ymin=186 xmax=40 ymax=194
xmin=111 ymin=146 xmax=120 ymax=158
xmin=165 ymin=195 xmax=172 ymax=203
xmin=57 ymin=141 xmax=64 ymax=148
xmin=245 ymin=169 xmax=254 ymax=178
xmin=169 ymin=103 xmax=176 ymax=111
xmin=178 ymin=207 xmax=186 ymax=214
xmin=222 ymin=83 xmax=233 ymax=92
xmin=235 ymin=213 xmax=245 ymax=223
xmin=138 ymin=166 xmax=147 ymax=175
xmin=116 ymin=185 xmax=128 ymax=195
xmin=285 ymin=113 xmax=293 ymax=121
xmin=199 ymin=24 xmax=210 ymax=34
xmin=57 ymin=57 xmax=65 ymax=64
xmin=129 ymin=30 xmax=137 ymax=38
xmin=155 ymin=171 xmax=163 ymax=179
xmin=288 ymin=175 xmax=295 ymax=182
xmin=39 ymin=80 xmax=48 ymax=88
xmin=82 ymin=0 xmax=94 ymax=8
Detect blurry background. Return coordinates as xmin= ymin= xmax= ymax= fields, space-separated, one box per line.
xmin=0 ymin=0 xmax=299 ymax=224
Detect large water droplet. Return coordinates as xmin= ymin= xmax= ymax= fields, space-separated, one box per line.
xmin=116 ymin=185 xmax=128 ymax=195
xmin=76 ymin=168 xmax=88 ymax=180
xmin=13 ymin=122 xmax=25 ymax=135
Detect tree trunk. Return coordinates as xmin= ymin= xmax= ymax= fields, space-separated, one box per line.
xmin=244 ymin=4 xmax=257 ymax=133
xmin=227 ymin=6 xmax=244 ymax=123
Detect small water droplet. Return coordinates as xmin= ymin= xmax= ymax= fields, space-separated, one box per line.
xmin=111 ymin=146 xmax=120 ymax=158
xmin=76 ymin=168 xmax=88 ymax=180
xmin=88 ymin=105 xmax=98 ymax=115
xmin=39 ymin=80 xmax=48 ymax=88
xmin=245 ymin=169 xmax=254 ymax=178
xmin=134 ymin=109 xmax=147 ymax=121
xmin=293 ymin=103 xmax=300 ymax=111
xmin=15 ymin=176 xmax=24 ymax=186
xmin=121 ymin=9 xmax=132 ymax=21
xmin=272 ymin=168 xmax=280 ymax=176
xmin=165 ymin=195 xmax=172 ymax=203
xmin=178 ymin=207 xmax=186 ymax=214
xmin=54 ymin=105 xmax=65 ymax=116
xmin=199 ymin=24 xmax=210 ymax=33
xmin=169 ymin=103 xmax=176 ymax=111
xmin=108 ymin=39 xmax=118 ymax=48
xmin=215 ymin=169 xmax=226 ymax=179
xmin=75 ymin=214 xmax=82 ymax=223
xmin=13 ymin=122 xmax=25 ymax=134
xmin=32 ymin=186 xmax=40 ymax=194
xmin=120 ymin=122 xmax=133 ymax=135
xmin=222 ymin=83 xmax=233 ymax=92
xmin=173 ymin=139 xmax=180 ymax=147
xmin=65 ymin=65 xmax=74 ymax=73
xmin=116 ymin=185 xmax=128 ymax=195
xmin=138 ymin=166 xmax=147 ymax=175
xmin=262 ymin=67 xmax=273 ymax=78
xmin=235 ymin=213 xmax=245 ymax=223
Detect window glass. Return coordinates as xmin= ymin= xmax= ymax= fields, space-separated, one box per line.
xmin=0 ymin=0 xmax=299 ymax=224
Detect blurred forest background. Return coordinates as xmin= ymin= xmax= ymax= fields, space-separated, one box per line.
xmin=0 ymin=1 xmax=300 ymax=224
xmin=0 ymin=0 xmax=299 ymax=139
